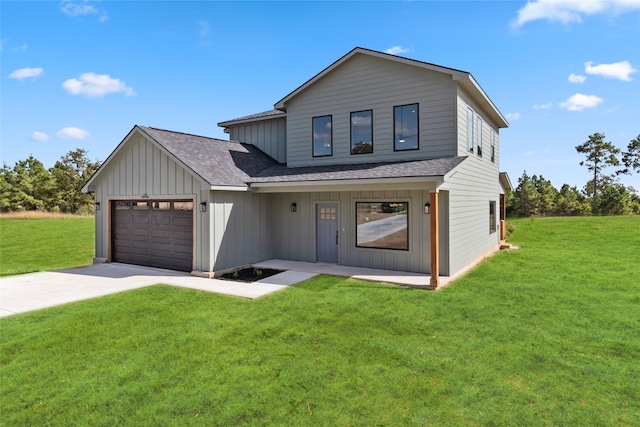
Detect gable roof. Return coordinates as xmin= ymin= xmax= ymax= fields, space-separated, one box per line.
xmin=83 ymin=124 xmax=468 ymax=193
xmin=273 ymin=47 xmax=508 ymax=129
xmin=82 ymin=125 xmax=278 ymax=192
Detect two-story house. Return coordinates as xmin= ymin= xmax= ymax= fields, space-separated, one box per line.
xmin=83 ymin=47 xmax=510 ymax=287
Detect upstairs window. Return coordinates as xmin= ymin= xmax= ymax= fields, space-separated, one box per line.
xmin=312 ymin=115 xmax=332 ymax=157
xmin=477 ymin=116 xmax=483 ymax=157
xmin=394 ymin=104 xmax=419 ymax=151
xmin=467 ymin=108 xmax=474 ymax=153
xmin=351 ymin=110 xmax=373 ymax=154
xmin=490 ymin=129 xmax=496 ymax=163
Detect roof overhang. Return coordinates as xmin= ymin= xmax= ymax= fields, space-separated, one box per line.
xmin=249 ymin=176 xmax=445 ymax=193
xmin=499 ymin=172 xmax=513 ymax=193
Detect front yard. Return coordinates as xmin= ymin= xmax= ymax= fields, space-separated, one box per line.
xmin=1 ymin=216 xmax=639 ymax=425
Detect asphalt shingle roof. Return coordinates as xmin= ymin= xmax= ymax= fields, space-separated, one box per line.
xmin=250 ymin=157 xmax=466 ymax=183
xmin=139 ymin=126 xmax=466 ymax=188
xmin=139 ymin=126 xmax=277 ymax=187
xmin=217 ymin=109 xmax=285 ymax=126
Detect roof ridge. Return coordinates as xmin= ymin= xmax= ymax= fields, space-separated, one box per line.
xmin=142 ymin=125 xmax=232 ymax=144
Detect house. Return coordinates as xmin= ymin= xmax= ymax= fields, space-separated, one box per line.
xmin=82 ymin=47 xmax=510 ymax=287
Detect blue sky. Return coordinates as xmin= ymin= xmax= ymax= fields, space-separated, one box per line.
xmin=2 ymin=0 xmax=639 ymax=190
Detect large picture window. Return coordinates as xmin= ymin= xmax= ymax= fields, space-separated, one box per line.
xmin=313 ymin=115 xmax=332 ymax=157
xmin=356 ymin=202 xmax=408 ymax=250
xmin=351 ymin=110 xmax=373 ymax=154
xmin=394 ymin=104 xmax=418 ymax=151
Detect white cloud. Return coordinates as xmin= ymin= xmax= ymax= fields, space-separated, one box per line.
xmin=31 ymin=131 xmax=49 ymax=142
xmin=62 ymin=73 xmax=135 ymax=97
xmin=506 ymin=112 xmax=521 ymax=121
xmin=585 ymin=61 xmax=637 ymax=81
xmin=534 ymin=102 xmax=553 ymax=110
xmin=57 ymin=127 xmax=90 ymax=139
xmin=559 ymin=93 xmax=603 ymax=111
xmin=385 ymin=46 xmax=411 ymax=55
xmin=61 ymin=1 xmax=108 ymax=22
xmin=9 ymin=67 xmax=44 ymax=80
xmin=568 ymin=73 xmax=586 ymax=83
xmin=511 ymin=0 xmax=640 ymax=28
xmin=197 ymin=20 xmax=211 ymax=37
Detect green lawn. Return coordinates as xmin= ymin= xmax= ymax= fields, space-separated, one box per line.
xmin=0 ymin=216 xmax=94 ymax=276
xmin=1 ymin=216 xmax=639 ymax=425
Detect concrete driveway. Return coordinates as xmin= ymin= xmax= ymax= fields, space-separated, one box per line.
xmin=0 ymin=263 xmax=317 ymax=318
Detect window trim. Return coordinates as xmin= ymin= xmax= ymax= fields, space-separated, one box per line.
xmin=393 ymin=103 xmax=419 ymax=151
xmin=477 ymin=116 xmax=483 ymax=157
xmin=312 ymin=115 xmax=333 ymax=157
xmin=467 ymin=107 xmax=474 ymax=153
xmin=355 ymin=201 xmax=409 ymax=251
xmin=350 ymin=110 xmax=373 ymax=155
xmin=490 ymin=129 xmax=496 ymax=163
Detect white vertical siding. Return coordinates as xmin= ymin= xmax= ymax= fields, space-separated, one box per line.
xmin=286 ymin=54 xmax=458 ymax=167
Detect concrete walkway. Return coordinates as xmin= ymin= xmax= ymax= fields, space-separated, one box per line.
xmin=0 ymin=260 xmax=440 ymax=318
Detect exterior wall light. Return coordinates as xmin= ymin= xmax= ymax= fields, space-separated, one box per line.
xmin=291 ymin=202 xmax=297 ymax=213
xmin=95 ymin=202 xmax=100 ymax=211
xmin=424 ymin=202 xmax=430 ymax=214
xmin=200 ymin=202 xmax=207 ymax=213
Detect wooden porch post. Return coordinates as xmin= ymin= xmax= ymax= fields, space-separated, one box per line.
xmin=500 ymin=193 xmax=507 ymax=241
xmin=430 ymin=191 xmax=439 ymax=287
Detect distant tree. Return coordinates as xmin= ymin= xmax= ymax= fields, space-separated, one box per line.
xmin=532 ymin=175 xmax=558 ymax=216
xmin=619 ymin=134 xmax=640 ymax=176
xmin=508 ymin=170 xmax=540 ymax=217
xmin=0 ymin=156 xmax=55 ymax=211
xmin=50 ymin=149 xmax=101 ymax=214
xmin=555 ymin=184 xmax=588 ymax=216
xmin=575 ymin=133 xmax=621 ymax=213
xmin=595 ymin=182 xmax=637 ymax=215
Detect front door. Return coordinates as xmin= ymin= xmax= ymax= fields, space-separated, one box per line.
xmin=317 ymin=203 xmax=338 ymax=263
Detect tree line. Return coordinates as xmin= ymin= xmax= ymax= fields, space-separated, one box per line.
xmin=1 ymin=133 xmax=638 ymax=217
xmin=507 ymin=133 xmax=640 ymax=217
xmin=1 ymin=148 xmax=101 ymax=215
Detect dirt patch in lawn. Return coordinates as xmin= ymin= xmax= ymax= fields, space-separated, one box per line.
xmin=219 ymin=267 xmax=284 ymax=283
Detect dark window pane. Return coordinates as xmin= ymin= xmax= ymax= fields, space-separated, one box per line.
xmin=313 ymin=115 xmax=332 ymax=157
xmin=351 ymin=110 xmax=373 ymax=154
xmin=394 ymin=104 xmax=418 ymax=151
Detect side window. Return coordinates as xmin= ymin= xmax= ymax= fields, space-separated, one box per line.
xmin=477 ymin=116 xmax=483 ymax=157
xmin=351 ymin=110 xmax=373 ymax=154
xmin=394 ymin=104 xmax=419 ymax=151
xmin=312 ymin=115 xmax=332 ymax=157
xmin=489 ymin=201 xmax=496 ymax=234
xmin=467 ymin=108 xmax=474 ymax=153
xmin=490 ymin=129 xmax=496 ymax=163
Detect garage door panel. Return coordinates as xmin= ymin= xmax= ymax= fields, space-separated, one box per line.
xmin=112 ymin=200 xmax=193 ymax=272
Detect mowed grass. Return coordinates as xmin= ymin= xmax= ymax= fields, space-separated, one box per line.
xmin=1 ymin=216 xmax=639 ymax=425
xmin=0 ymin=214 xmax=94 ymax=275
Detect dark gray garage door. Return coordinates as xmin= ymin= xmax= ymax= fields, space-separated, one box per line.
xmin=111 ymin=200 xmax=193 ymax=272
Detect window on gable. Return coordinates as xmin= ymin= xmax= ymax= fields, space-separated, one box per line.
xmin=477 ymin=116 xmax=483 ymax=157
xmin=394 ymin=104 xmax=418 ymax=151
xmin=489 ymin=201 xmax=497 ymax=234
xmin=467 ymin=108 xmax=474 ymax=153
xmin=313 ymin=115 xmax=332 ymax=157
xmin=351 ymin=110 xmax=373 ymax=154
xmin=356 ymin=202 xmax=408 ymax=250
xmin=490 ymin=129 xmax=496 ymax=163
